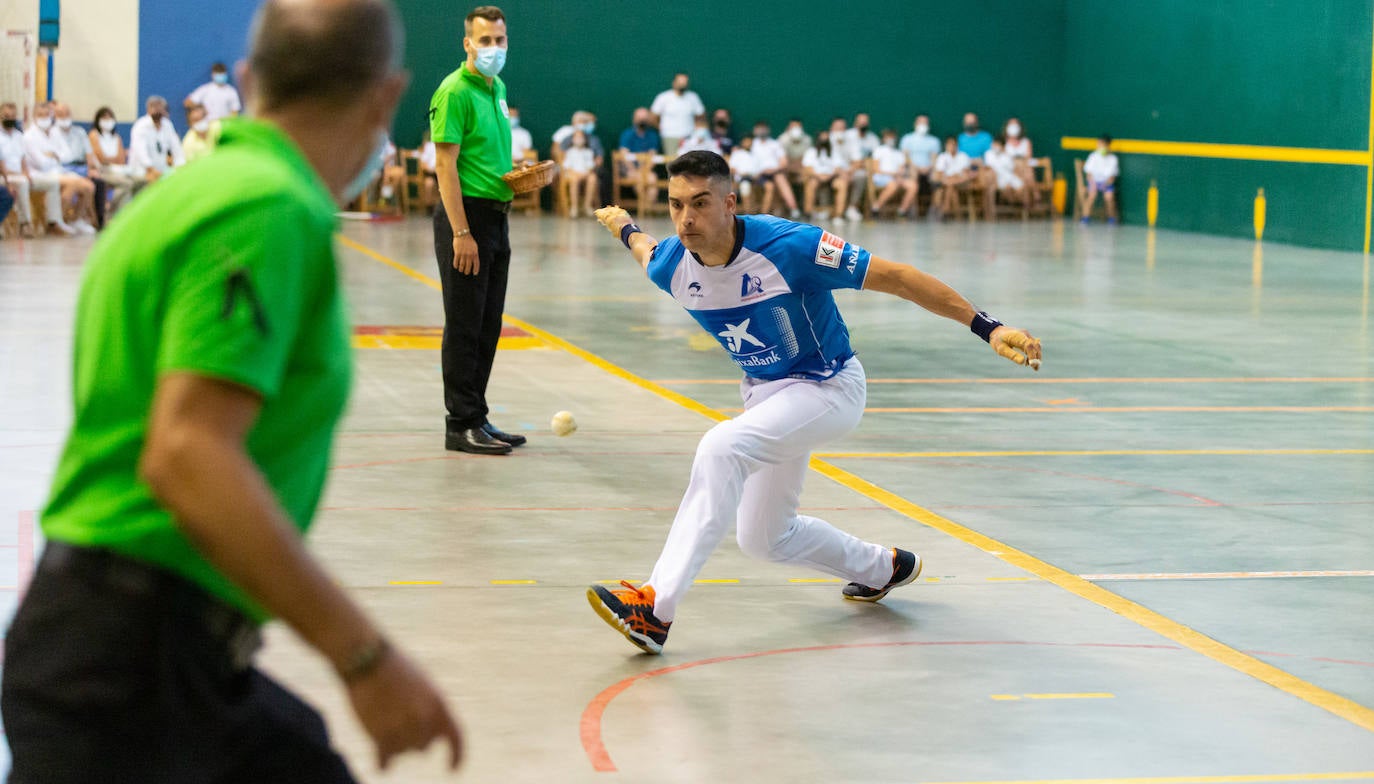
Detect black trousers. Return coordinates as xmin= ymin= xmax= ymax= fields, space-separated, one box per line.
xmin=2 ymin=544 xmax=357 ymax=784
xmin=433 ymin=196 xmax=512 ymax=431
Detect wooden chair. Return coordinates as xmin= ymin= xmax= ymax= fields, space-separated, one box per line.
xmin=1028 ymin=157 xmax=1054 ymax=218
xmin=548 ymin=143 xmax=569 ymax=216
xmin=864 ymin=159 xmax=910 ymax=219
xmin=509 ymin=148 xmax=540 ymax=214
xmin=611 ymin=149 xmax=643 ymax=215
xmin=1073 ymin=158 xmax=1112 ymax=220
xmin=402 ymin=148 xmax=430 ymax=214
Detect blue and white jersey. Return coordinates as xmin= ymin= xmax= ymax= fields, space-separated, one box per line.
xmin=646 ymin=214 xmax=871 ymax=381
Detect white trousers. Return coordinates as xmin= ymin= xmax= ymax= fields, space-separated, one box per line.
xmin=647 ymin=359 xmax=892 ymax=621
xmin=6 ymin=174 xmax=31 ymax=223
xmin=28 ymin=170 xmax=62 ymax=224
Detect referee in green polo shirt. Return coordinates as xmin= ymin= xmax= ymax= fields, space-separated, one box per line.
xmin=0 ymin=2 xmax=462 ymax=781
xmin=430 ymin=5 xmax=527 ymax=455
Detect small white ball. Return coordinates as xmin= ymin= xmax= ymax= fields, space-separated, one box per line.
xmin=1029 ymin=358 xmax=1041 ymax=370
xmin=551 ymin=410 xmax=578 ymax=437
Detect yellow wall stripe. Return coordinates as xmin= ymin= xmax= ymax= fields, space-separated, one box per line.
xmin=1061 ymin=136 xmax=1370 ymax=166
xmin=342 ymin=236 xmax=1374 ymax=736
xmin=1366 ymin=7 xmax=1374 ymax=253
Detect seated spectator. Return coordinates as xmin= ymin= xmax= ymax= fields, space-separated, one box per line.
xmin=779 ymin=118 xmax=811 ymax=187
xmin=25 ymin=101 xmax=96 ymax=235
xmin=869 ymin=129 xmax=917 ymax=217
xmin=181 ymin=104 xmax=219 ymax=164
xmin=710 ymin=108 xmax=735 ymax=157
xmin=419 ymin=128 xmax=438 ymax=212
xmin=830 ymin=116 xmax=865 ymax=222
xmin=1002 ymin=116 xmax=1038 ymax=205
xmin=509 ymin=105 xmax=533 ymax=161
xmin=378 ymin=136 xmax=406 ymax=204
xmin=801 ymin=131 xmax=849 ymax=221
xmin=728 ymin=134 xmax=769 ymax=210
xmin=184 ymin=61 xmax=241 ymax=122
xmin=650 ymin=72 xmax=704 ymax=158
xmin=129 ymin=96 xmax=185 ymax=183
xmin=899 ymin=114 xmax=940 ymax=208
xmin=552 ymin=110 xmax=595 ymax=148
xmin=53 ymin=101 xmax=110 ymax=229
xmin=981 ymin=136 xmax=1031 ymax=217
xmin=87 ymin=106 xmax=143 ymax=217
xmin=957 ymin=112 xmax=993 ymax=162
xmin=931 ymin=135 xmax=975 ymax=217
xmin=677 ymin=115 xmax=722 ymax=156
xmin=1080 ymin=134 xmax=1119 ymax=224
xmin=618 ymin=107 xmax=661 ymax=205
xmin=844 ymin=112 xmax=880 ymax=159
xmin=0 ymin=172 xmax=12 ymax=227
xmin=562 ymin=129 xmax=599 ymax=217
xmin=748 ymin=121 xmax=800 ymax=218
xmin=1 ymin=103 xmax=42 ymax=237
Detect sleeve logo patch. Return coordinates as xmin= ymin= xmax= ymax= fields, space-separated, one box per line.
xmin=815 ymin=231 xmax=844 ymax=268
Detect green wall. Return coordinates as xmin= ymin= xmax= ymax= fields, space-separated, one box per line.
xmin=394 ymin=0 xmax=1374 ymax=251
xmin=394 ymin=0 xmax=1066 ymax=164
xmin=1061 ymin=0 xmax=1373 ymax=250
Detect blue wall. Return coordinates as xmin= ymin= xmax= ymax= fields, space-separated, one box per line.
xmin=137 ymin=0 xmax=257 ymax=121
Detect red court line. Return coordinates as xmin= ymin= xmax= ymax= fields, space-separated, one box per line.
xmin=581 ymin=640 xmax=1374 ymax=772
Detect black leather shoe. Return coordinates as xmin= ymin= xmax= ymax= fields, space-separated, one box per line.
xmin=445 ymin=427 xmax=513 ymax=455
xmin=482 ymin=422 xmax=526 ymax=447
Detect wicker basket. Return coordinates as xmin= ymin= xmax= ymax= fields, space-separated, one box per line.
xmin=502 ymin=160 xmax=558 ymax=194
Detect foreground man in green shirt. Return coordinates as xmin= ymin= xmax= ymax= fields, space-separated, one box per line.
xmin=0 ymin=1 xmax=462 ymax=781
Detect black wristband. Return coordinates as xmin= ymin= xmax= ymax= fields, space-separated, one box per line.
xmin=620 ymin=223 xmax=642 ymax=249
xmin=970 ymin=310 xmax=1003 ymax=343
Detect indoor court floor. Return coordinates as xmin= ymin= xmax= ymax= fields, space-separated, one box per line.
xmin=2 ymin=214 xmax=1372 ymax=782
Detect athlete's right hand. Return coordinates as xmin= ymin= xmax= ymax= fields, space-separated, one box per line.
xmin=453 ymin=233 xmax=480 ymax=276
xmin=346 ymin=647 xmax=464 ymax=771
xmin=594 ymin=205 xmax=633 ymax=237
xmin=989 ymin=325 xmax=1042 ymax=370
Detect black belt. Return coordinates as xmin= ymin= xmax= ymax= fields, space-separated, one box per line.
xmin=463 ymin=196 xmax=512 ymax=214
xmin=40 ymin=542 xmax=263 ymax=672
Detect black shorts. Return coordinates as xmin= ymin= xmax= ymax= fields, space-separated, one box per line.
xmin=2 ymin=543 xmax=357 ymax=784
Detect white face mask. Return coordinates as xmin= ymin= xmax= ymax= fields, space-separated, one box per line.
xmin=57 ymin=118 xmax=73 ymax=131
xmin=35 ymin=116 xmax=53 ymax=131
xmin=1007 ymin=122 xmax=1021 ymax=136
xmin=99 ymin=118 xmax=116 ymax=132
xmin=193 ymin=120 xmax=210 ymax=133
xmin=788 ymin=127 xmax=803 ymax=139
xmin=341 ymin=129 xmax=391 ymax=204
xmin=915 ymin=123 xmax=929 ymax=135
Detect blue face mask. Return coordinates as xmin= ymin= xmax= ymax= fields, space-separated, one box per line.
xmin=579 ymin=121 xmax=595 ymax=134
xmin=212 ymin=72 xmax=228 ymax=85
xmin=509 ymin=116 xmax=520 ymax=129
xmin=341 ymin=130 xmax=390 ymax=204
xmin=473 ymin=46 xmax=506 ymax=78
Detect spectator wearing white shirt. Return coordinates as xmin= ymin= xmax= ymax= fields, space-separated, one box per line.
xmin=800 ymin=131 xmax=849 ymax=221
xmin=53 ymin=101 xmax=110 ymax=228
xmin=184 ymin=62 xmax=242 ymax=122
xmin=981 ymin=136 xmax=1031 ymax=218
xmin=676 ymin=115 xmax=722 ymax=156
xmin=727 ymin=135 xmax=769 ymax=211
xmin=869 ymin=129 xmax=917 ymax=218
xmin=829 ymin=117 xmax=866 ymax=222
xmin=899 ymin=114 xmax=940 ymax=208
xmin=1 ymin=102 xmax=42 ymax=236
xmin=931 ymin=135 xmax=975 ymax=217
xmin=129 ymin=96 xmax=186 ymax=182
xmin=779 ymin=118 xmax=811 ymax=188
xmin=509 ymin=106 xmax=532 ymax=162
xmin=748 ymin=121 xmax=800 ymax=218
xmin=650 ymin=72 xmax=704 ymax=157
xmin=1080 ymin=134 xmax=1119 ymax=224
xmin=561 ymin=129 xmax=598 ymax=217
xmin=24 ymin=102 xmax=96 ymax=235
xmin=87 ymin=105 xmax=144 ymax=218
xmin=1001 ymin=116 xmax=1039 ymax=208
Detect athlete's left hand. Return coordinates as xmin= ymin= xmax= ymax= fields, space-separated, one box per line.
xmin=594 ymin=205 xmax=633 ymax=237
xmin=990 ymin=326 xmax=1042 ymax=370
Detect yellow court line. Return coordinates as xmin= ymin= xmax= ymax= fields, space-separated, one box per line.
xmin=655 ymin=377 xmax=1374 ymax=385
xmin=815 ymin=448 xmax=1374 ymax=459
xmin=923 ymin=773 xmax=1374 ymax=784
xmin=343 ymin=236 xmax=1374 ymax=735
xmin=490 ymin=579 xmax=537 ymax=585
xmin=1061 ymin=136 xmax=1370 ymax=166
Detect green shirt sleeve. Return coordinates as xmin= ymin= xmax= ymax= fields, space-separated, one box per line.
xmin=155 ymin=198 xmax=314 ymax=399
xmin=430 ymin=85 xmax=467 ymax=146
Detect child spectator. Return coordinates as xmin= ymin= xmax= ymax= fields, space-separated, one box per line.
xmin=801 ymin=131 xmax=849 ymax=221
xmin=1081 ymin=134 xmax=1119 ymax=224
xmin=931 ymin=135 xmax=974 ymax=218
xmin=869 ymin=128 xmax=917 ymax=218
xmin=562 ymin=129 xmax=599 ymax=217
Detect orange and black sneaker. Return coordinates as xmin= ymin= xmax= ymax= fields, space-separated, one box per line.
xmin=587 ymin=581 xmax=671 ymax=654
xmin=842 ymin=548 xmax=922 ymax=602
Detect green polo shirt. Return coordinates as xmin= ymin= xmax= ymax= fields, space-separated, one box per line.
xmin=40 ymin=118 xmax=351 ymax=621
xmin=429 ymin=61 xmax=513 ymax=201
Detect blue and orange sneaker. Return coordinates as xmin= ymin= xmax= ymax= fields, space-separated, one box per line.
xmin=842 ymin=548 xmax=922 ymax=602
xmin=587 ymin=581 xmax=671 ymax=654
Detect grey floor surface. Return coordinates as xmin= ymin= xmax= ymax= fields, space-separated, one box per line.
xmin=1 ymin=214 xmax=1372 ymax=782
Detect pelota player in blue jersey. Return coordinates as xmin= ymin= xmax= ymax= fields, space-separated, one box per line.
xmin=590 ymin=151 xmax=1041 ymax=654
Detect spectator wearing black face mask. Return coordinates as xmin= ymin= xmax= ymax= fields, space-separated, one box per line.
xmin=618 ymin=106 xmax=662 ymax=206
xmin=957 ymin=111 xmax=992 ymax=162
xmin=710 ymin=108 xmax=735 ymax=157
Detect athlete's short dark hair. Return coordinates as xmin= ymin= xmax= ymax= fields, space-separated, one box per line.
xmin=465 ymin=5 xmax=505 ymax=34
xmin=666 ymin=150 xmax=731 ymax=188
xmin=248 ymin=0 xmax=403 ymax=111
